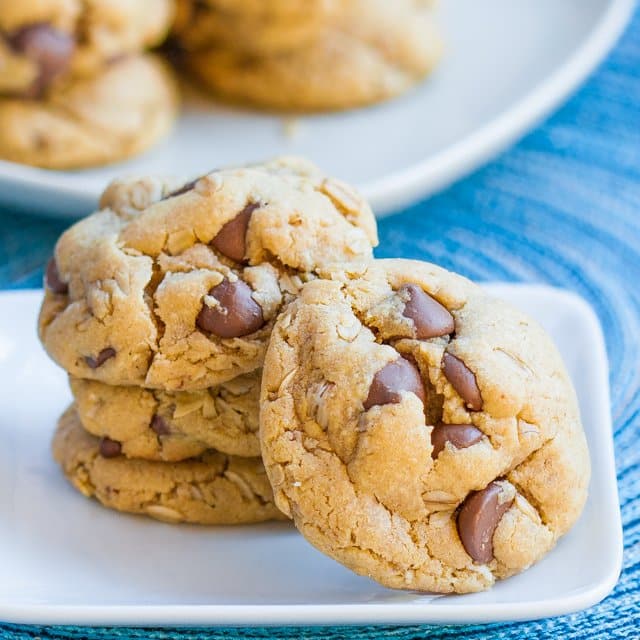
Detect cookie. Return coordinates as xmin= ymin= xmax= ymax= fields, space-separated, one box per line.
xmin=173 ymin=0 xmax=342 ymax=55
xmin=260 ymin=259 xmax=590 ymax=593
xmin=0 ymin=54 xmax=178 ymax=169
xmin=39 ymin=157 xmax=377 ymax=389
xmin=53 ymin=405 xmax=284 ymax=525
xmin=205 ymin=0 xmax=339 ymax=18
xmin=0 ymin=0 xmax=174 ymax=98
xmin=70 ymin=371 xmax=261 ymax=461
xmin=185 ymin=0 xmax=441 ymax=111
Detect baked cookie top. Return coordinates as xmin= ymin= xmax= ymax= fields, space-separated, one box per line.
xmin=185 ymin=0 xmax=441 ymax=111
xmin=202 ymin=0 xmax=341 ymax=19
xmin=260 ymin=259 xmax=590 ymax=593
xmin=0 ymin=0 xmax=174 ymax=98
xmin=53 ymin=405 xmax=284 ymax=525
xmin=70 ymin=371 xmax=261 ymax=461
xmin=39 ymin=157 xmax=378 ymax=390
xmin=173 ymin=0 xmax=343 ymax=55
xmin=0 ymin=54 xmax=178 ymax=169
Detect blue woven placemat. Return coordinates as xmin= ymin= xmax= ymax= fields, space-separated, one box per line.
xmin=1 ymin=8 xmax=639 ymax=639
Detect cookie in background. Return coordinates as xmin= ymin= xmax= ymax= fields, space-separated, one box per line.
xmin=0 ymin=0 xmax=178 ymax=168
xmin=175 ymin=0 xmax=443 ymax=111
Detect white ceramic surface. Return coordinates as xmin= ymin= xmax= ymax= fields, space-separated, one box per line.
xmin=0 ymin=285 xmax=621 ymax=626
xmin=0 ymin=0 xmax=634 ymax=219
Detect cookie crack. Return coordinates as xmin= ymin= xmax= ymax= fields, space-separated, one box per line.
xmin=70 ymin=459 xmax=97 ymax=496
xmin=224 ymin=464 xmax=273 ymax=508
xmin=144 ymin=259 xmax=166 ymax=339
xmin=506 ymin=432 xmax=557 ymax=530
xmin=493 ymin=347 xmax=536 ymax=378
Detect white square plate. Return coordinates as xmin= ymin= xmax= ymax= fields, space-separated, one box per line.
xmin=0 ymin=285 xmax=621 ymax=627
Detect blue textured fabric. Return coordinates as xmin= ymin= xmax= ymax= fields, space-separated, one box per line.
xmin=1 ymin=8 xmax=639 ymax=640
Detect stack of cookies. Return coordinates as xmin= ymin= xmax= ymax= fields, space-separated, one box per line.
xmin=39 ymin=157 xmax=590 ymax=594
xmin=173 ymin=0 xmax=442 ymax=111
xmin=0 ymin=1 xmax=178 ymax=168
xmin=39 ymin=157 xmax=378 ymax=526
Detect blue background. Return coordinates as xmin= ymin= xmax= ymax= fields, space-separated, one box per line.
xmin=0 ymin=8 xmax=638 ymax=640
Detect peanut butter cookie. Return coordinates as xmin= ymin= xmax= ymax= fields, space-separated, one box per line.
xmin=0 ymin=54 xmax=178 ymax=168
xmin=185 ymin=0 xmax=441 ymax=111
xmin=53 ymin=405 xmax=284 ymax=525
xmin=260 ymin=259 xmax=590 ymax=593
xmin=0 ymin=0 xmax=174 ymax=98
xmin=173 ymin=0 xmax=343 ymax=55
xmin=39 ymin=157 xmax=377 ymax=389
xmin=70 ymin=371 xmax=261 ymax=461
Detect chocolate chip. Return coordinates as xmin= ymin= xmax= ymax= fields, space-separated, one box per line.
xmin=162 ymin=169 xmax=220 ymax=200
xmin=457 ymin=481 xmax=514 ymax=563
xmin=196 ymin=278 xmax=264 ymax=338
xmin=85 ymin=348 xmax=116 ymax=369
xmin=442 ymin=352 xmax=483 ymax=410
xmin=9 ymin=23 xmax=74 ymax=97
xmin=45 ymin=257 xmax=67 ymax=294
xmin=400 ymin=284 xmax=454 ymax=339
xmin=363 ymin=357 xmax=426 ymax=410
xmin=99 ymin=437 xmax=121 ymax=458
xmin=211 ymin=202 xmax=259 ymax=262
xmin=431 ymin=422 xmax=483 ymax=459
xmin=164 ymin=178 xmax=197 ymax=199
xmin=150 ymin=414 xmax=171 ymax=436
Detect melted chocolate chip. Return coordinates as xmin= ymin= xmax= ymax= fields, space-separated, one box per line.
xmin=363 ymin=357 xmax=426 ymax=410
xmin=430 ymin=422 xmax=483 ymax=459
xmin=196 ymin=279 xmax=264 ymax=338
xmin=211 ymin=202 xmax=259 ymax=262
xmin=45 ymin=258 xmax=67 ymax=294
xmin=85 ymin=348 xmax=116 ymax=369
xmin=99 ymin=437 xmax=121 ymax=458
xmin=399 ymin=284 xmax=455 ymax=339
xmin=442 ymin=352 xmax=483 ymax=410
xmin=162 ymin=167 xmax=226 ymax=200
xmin=457 ymin=481 xmax=514 ymax=563
xmin=9 ymin=23 xmax=74 ymax=97
xmin=164 ymin=178 xmax=198 ymax=199
xmin=150 ymin=414 xmax=171 ymax=436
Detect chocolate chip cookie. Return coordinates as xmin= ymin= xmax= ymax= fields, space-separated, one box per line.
xmin=260 ymin=259 xmax=590 ymax=593
xmin=173 ymin=0 xmax=343 ymax=56
xmin=0 ymin=54 xmax=178 ymax=168
xmin=39 ymin=157 xmax=377 ymax=389
xmin=185 ymin=0 xmax=441 ymax=111
xmin=53 ymin=405 xmax=285 ymax=525
xmin=70 ymin=371 xmax=261 ymax=461
xmin=0 ymin=0 xmax=174 ymax=98
xmin=206 ymin=0 xmax=339 ymax=17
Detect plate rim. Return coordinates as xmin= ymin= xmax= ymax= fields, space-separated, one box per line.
xmin=0 ymin=285 xmax=622 ymax=627
xmin=363 ymin=0 xmax=636 ymax=214
xmin=0 ymin=0 xmax=634 ymax=219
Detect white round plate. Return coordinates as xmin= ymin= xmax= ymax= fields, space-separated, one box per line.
xmin=0 ymin=0 xmax=634 ymax=219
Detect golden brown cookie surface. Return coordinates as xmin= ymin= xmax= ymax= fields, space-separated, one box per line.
xmin=185 ymin=0 xmax=441 ymax=111
xmin=173 ymin=0 xmax=343 ymax=55
xmin=0 ymin=0 xmax=174 ymax=98
xmin=70 ymin=371 xmax=261 ymax=461
xmin=53 ymin=405 xmax=285 ymax=525
xmin=260 ymin=259 xmax=590 ymax=593
xmin=39 ymin=158 xmax=377 ymax=389
xmin=0 ymin=54 xmax=178 ymax=169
